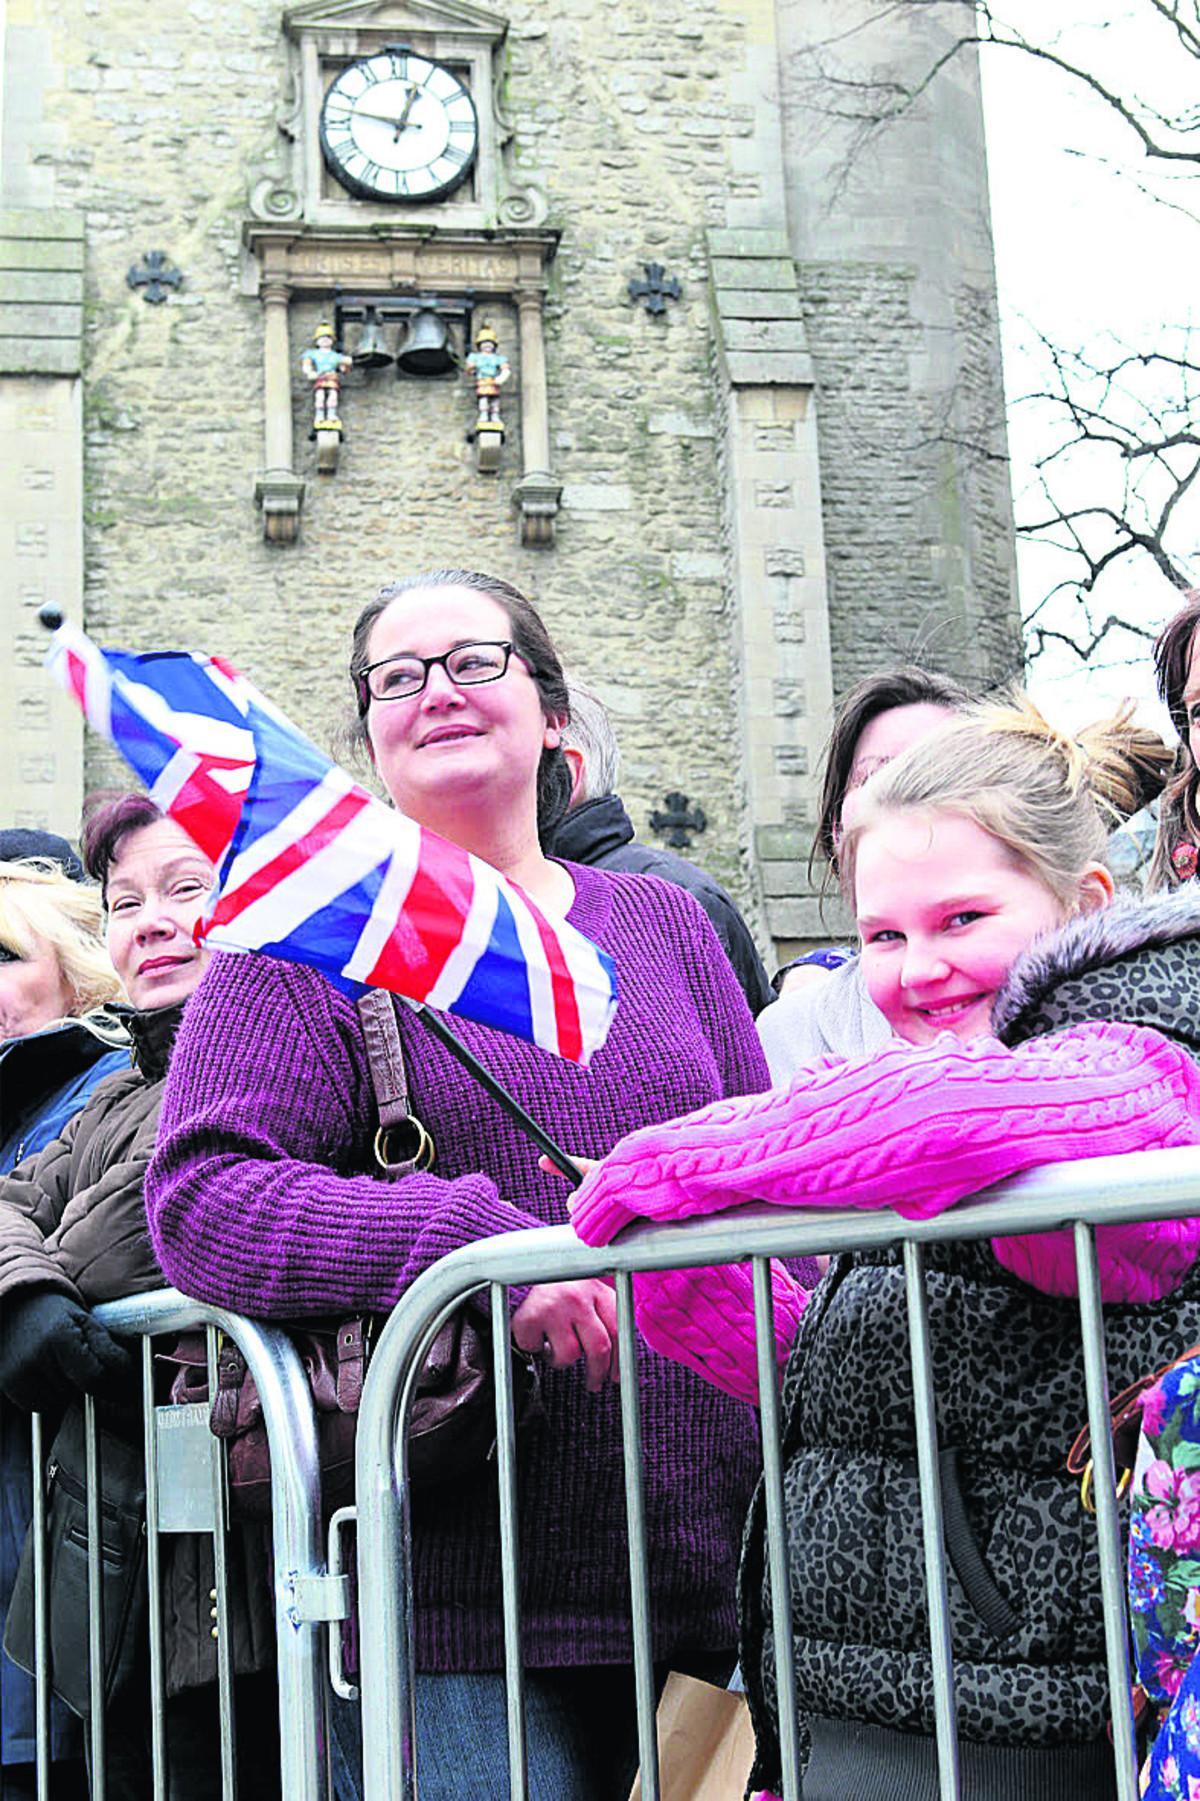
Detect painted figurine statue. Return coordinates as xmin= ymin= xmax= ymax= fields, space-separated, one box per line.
xmin=464 ymin=324 xmax=511 ymax=430
xmin=300 ymin=322 xmax=352 ymax=436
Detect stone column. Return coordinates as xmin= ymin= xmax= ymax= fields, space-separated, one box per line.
xmin=512 ymin=288 xmax=560 ymax=547
xmin=776 ymin=0 xmax=1020 ymax=691
xmin=0 ymin=208 xmax=85 ymax=836
xmin=254 ymin=276 xmax=305 ymax=543
xmin=709 ymin=227 xmax=844 ymax=960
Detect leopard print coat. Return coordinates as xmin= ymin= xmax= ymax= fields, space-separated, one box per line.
xmin=740 ymin=886 xmax=1200 ymax=1790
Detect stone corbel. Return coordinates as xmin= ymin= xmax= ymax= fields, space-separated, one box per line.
xmin=255 ymin=272 xmax=305 ymax=544
xmin=513 ymin=287 xmax=560 ymax=547
xmin=255 ymin=469 xmax=306 ymax=543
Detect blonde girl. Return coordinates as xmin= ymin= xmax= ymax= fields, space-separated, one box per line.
xmin=569 ymin=695 xmax=1200 ymax=1801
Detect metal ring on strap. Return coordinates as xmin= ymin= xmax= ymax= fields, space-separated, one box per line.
xmin=373 ymin=1118 xmax=436 ymax=1173
xmin=1079 ymin=1460 xmax=1131 ymax=1516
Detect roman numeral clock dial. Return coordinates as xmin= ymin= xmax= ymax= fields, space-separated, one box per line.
xmin=320 ymin=50 xmax=478 ymax=203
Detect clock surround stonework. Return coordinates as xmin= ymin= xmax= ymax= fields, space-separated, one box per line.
xmin=248 ymin=0 xmax=560 ymax=546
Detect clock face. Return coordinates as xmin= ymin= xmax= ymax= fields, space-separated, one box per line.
xmin=320 ymin=49 xmax=479 ymax=204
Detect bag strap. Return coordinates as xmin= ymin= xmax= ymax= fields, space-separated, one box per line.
xmin=355 ymin=991 xmax=436 ymax=1177
xmin=1067 ymin=1339 xmax=1200 ymax=1485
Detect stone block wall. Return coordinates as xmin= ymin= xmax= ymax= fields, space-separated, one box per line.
xmin=795 ymin=261 xmax=1020 ymax=697
xmin=778 ymin=0 xmax=1022 ymax=699
xmin=6 ymin=0 xmax=773 ymax=926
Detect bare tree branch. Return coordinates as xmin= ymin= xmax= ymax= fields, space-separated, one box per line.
xmin=792 ymin=2 xmax=1200 ymax=185
xmin=795 ymin=5 xmax=1200 ymax=673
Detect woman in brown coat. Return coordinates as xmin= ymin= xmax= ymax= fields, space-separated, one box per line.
xmin=0 ymin=794 xmax=276 ymax=1800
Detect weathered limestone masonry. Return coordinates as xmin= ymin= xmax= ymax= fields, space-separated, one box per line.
xmin=0 ymin=208 xmax=86 ymax=832
xmin=1 ymin=0 xmax=1019 ymax=960
xmin=778 ymin=0 xmax=1021 ymax=697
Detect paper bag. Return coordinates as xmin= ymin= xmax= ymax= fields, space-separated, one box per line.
xmin=627 ymin=1670 xmax=756 ymax=1801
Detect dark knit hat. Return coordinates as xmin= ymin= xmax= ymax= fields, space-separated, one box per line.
xmin=0 ymin=829 xmax=86 ymax=883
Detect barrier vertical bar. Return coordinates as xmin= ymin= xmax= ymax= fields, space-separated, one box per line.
xmin=84 ymin=1394 xmax=106 ymax=1800
xmin=1074 ymin=1221 xmax=1139 ymax=1801
xmin=141 ymin=1338 xmax=169 ymax=1801
xmin=752 ymin=1257 xmax=801 ymax=1801
xmin=206 ymin=1327 xmax=238 ymax=1800
xmin=91 ymin=1290 xmax=330 ymax=1801
xmin=614 ymin=1269 xmax=660 ymax=1801
xmin=902 ymin=1239 xmax=960 ymax=1800
xmin=491 ymin=1281 xmax=529 ymax=1800
xmin=30 ymin=1410 xmax=50 ymax=1801
xmin=358 ymin=1321 xmax=429 ymax=1801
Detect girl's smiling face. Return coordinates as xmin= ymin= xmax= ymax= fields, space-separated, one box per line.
xmin=855 ymin=809 xmax=1069 ymax=1046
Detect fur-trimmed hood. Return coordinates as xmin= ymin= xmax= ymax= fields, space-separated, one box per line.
xmin=993 ymin=883 xmax=1200 ymax=1053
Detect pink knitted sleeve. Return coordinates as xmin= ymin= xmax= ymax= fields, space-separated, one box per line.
xmin=573 ymin=1022 xmax=1200 ymax=1398
xmin=630 ymin=1259 xmax=808 ymax=1405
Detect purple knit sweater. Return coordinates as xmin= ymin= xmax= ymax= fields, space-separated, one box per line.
xmin=147 ymin=864 xmax=772 ymax=1670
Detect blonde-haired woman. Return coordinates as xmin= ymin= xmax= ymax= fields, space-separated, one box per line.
xmin=0 ymin=851 xmax=126 ymax=1171
xmin=0 ymin=838 xmax=126 ymax=1800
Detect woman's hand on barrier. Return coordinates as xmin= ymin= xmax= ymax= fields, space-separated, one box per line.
xmin=511 ymin=1279 xmax=619 ymax=1392
xmin=538 ymin=1151 xmax=599 ymax=1207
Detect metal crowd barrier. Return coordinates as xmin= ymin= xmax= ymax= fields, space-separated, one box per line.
xmin=16 ymin=1288 xmax=334 ymax=1801
xmin=349 ymin=1142 xmax=1200 ymax=1801
xmin=11 ymin=1145 xmax=1200 ymax=1801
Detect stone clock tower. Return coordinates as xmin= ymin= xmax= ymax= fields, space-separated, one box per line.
xmin=0 ymin=0 xmax=1019 ymax=961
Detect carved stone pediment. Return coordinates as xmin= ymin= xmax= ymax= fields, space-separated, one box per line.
xmin=283 ymin=0 xmax=508 ymax=46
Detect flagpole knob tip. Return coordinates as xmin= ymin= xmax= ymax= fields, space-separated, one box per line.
xmin=38 ymin=604 xmax=64 ymax=632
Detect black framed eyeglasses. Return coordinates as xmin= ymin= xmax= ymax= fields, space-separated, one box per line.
xmin=355 ymin=640 xmax=527 ymax=707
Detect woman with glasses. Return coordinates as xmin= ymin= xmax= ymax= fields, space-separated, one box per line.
xmin=147 ymin=569 xmax=787 ymax=1800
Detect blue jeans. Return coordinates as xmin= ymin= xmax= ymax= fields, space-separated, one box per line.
xmin=331 ymin=1656 xmax=733 ymax=1801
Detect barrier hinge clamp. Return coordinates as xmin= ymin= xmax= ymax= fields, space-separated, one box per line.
xmin=284 ymin=1571 xmax=351 ymax=1625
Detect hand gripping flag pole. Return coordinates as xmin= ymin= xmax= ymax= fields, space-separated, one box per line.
xmin=41 ymin=607 xmax=610 ymax=1183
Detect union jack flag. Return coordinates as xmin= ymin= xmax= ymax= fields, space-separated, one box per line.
xmin=47 ymin=621 xmax=618 ymax=1064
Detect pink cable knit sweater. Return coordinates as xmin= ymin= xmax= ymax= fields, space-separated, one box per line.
xmin=571 ymin=1021 xmax=1200 ymax=1405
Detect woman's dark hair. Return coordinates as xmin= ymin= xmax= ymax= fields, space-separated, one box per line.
xmin=348 ymin=570 xmax=573 ymax=847
xmin=80 ymin=791 xmax=163 ymax=901
xmin=1118 ymin=722 xmax=1175 ymax=819
xmin=813 ymin=666 xmax=974 ymax=877
xmin=1149 ymin=589 xmax=1200 ymax=888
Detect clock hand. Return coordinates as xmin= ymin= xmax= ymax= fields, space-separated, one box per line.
xmin=394 ymin=85 xmax=419 ymax=133
xmin=346 ymin=103 xmax=414 ymax=128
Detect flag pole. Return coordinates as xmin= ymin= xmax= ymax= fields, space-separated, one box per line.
xmin=402 ymin=999 xmax=586 ymax=1187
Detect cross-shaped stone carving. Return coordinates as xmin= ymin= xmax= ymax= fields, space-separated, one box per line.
xmin=126 ymin=251 xmax=183 ymax=304
xmin=649 ymin=792 xmax=707 ymax=850
xmin=628 ymin=264 xmax=682 ymax=316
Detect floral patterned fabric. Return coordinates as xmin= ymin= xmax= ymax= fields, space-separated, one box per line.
xmin=1145 ymin=1665 xmax=1200 ymax=1801
xmin=1130 ymin=1357 xmax=1200 ymax=1797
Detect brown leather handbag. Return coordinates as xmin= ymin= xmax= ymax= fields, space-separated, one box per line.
xmin=166 ymin=991 xmax=538 ymax=1516
xmin=1067 ymin=1339 xmax=1200 ymax=1513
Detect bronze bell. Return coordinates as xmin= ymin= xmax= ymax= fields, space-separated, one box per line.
xmin=352 ymin=307 xmax=394 ymax=371
xmin=394 ymin=308 xmax=457 ymax=377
